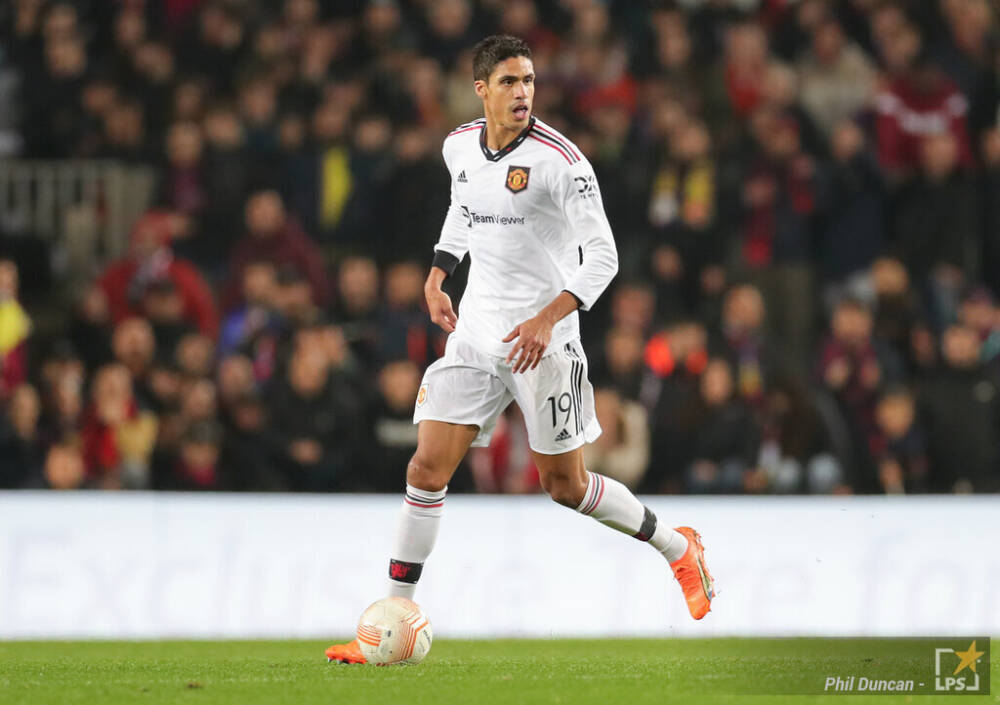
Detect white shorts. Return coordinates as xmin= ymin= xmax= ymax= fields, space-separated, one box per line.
xmin=413 ymin=335 xmax=602 ymax=455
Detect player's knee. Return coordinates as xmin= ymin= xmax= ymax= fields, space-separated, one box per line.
xmin=406 ymin=454 xmax=449 ymax=493
xmin=540 ymin=472 xmax=585 ymax=508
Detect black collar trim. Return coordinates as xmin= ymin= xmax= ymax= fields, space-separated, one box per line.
xmin=480 ymin=116 xmax=536 ymax=162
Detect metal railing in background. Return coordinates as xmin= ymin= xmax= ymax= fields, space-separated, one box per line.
xmin=0 ymin=161 xmax=156 ymax=280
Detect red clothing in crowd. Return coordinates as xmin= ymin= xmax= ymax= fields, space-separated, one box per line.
xmin=222 ymin=218 xmax=329 ymax=311
xmin=99 ymin=258 xmax=219 ymax=337
xmin=724 ymin=62 xmax=765 ymax=119
xmin=97 ymin=211 xmax=219 ymax=337
xmin=874 ymin=73 xmax=973 ymax=174
xmin=0 ymin=344 xmax=27 ymax=400
xmin=80 ymin=400 xmax=138 ymax=480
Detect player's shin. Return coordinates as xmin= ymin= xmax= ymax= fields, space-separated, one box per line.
xmin=575 ymin=471 xmax=688 ymax=562
xmin=387 ymin=484 xmax=447 ymax=599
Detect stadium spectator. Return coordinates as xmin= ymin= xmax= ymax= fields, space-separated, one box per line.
xmin=153 ymin=420 xmax=225 ymax=491
xmin=377 ymin=127 xmax=452 ymax=263
xmin=36 ymin=343 xmax=85 ymax=447
xmin=869 ymin=257 xmax=934 ymax=376
xmin=0 ymin=384 xmax=44 ymax=488
xmin=979 ymin=126 xmax=1000 ymax=293
xmin=98 ymin=210 xmax=219 ymax=338
xmin=721 ymin=20 xmax=769 ymax=121
xmin=267 ymin=343 xmax=360 ymax=492
xmin=757 ymin=375 xmax=849 ymax=494
xmin=198 ymin=103 xmax=254 ymax=269
xmin=872 ymin=386 xmax=930 ymax=494
xmin=219 ymin=390 xmax=286 ymax=492
xmin=958 ymin=287 xmax=997 ymax=350
xmin=934 ymin=0 xmax=994 ymax=125
xmin=223 ymin=189 xmax=329 ymax=311
xmin=144 ymin=355 xmax=182 ymax=416
xmin=892 ymin=132 xmax=979 ymax=329
xmin=271 ymin=266 xmax=322 ymax=332
xmin=42 ymin=442 xmax=86 ymax=490
xmin=641 ymin=320 xmax=709 ymax=493
xmin=77 ymin=73 xmax=118 ymax=158
xmin=364 ymin=358 xmax=422 ymax=492
xmin=645 ymin=119 xmax=723 ymax=318
xmin=141 ymin=278 xmax=196 ymax=358
xmin=608 ymin=281 xmax=657 ymax=337
xmin=216 ymin=354 xmax=257 ymax=414
xmin=333 ymin=255 xmax=381 ymax=364
xmin=584 ymin=386 xmax=650 ymax=490
xmin=712 ymin=283 xmax=784 ymax=409
xmin=590 ymin=326 xmax=646 ymax=402
xmin=874 ymin=52 xmax=974 ymax=178
xmin=219 ymin=260 xmax=278 ymax=356
xmin=0 ymin=260 xmax=31 ymax=401
xmin=22 ymin=21 xmax=88 ymax=158
xmin=111 ymin=317 xmax=157 ymax=407
xmin=101 ymin=98 xmax=152 ymax=163
xmin=919 ymin=324 xmax=1000 ymax=492
xmin=797 ymin=15 xmax=877 ymax=137
xmin=336 ymin=112 xmax=396 ymax=249
xmin=422 ymin=0 xmax=480 ymax=72
xmin=237 ymin=76 xmax=279 ymax=160
xmin=175 ymin=332 xmax=216 ymax=378
xmin=817 ymin=298 xmax=902 ymax=490
xmin=816 ymin=120 xmax=886 ymax=287
xmin=70 ymin=285 xmax=113 ymax=373
xmin=759 ymin=60 xmax=826 ymax=157
xmin=157 ymin=121 xmax=207 ymax=235
xmin=377 ymin=261 xmax=444 ymax=369
xmin=677 ymin=358 xmax=760 ymax=494
xmin=80 ymin=363 xmax=157 ymax=489
xmin=740 ymin=110 xmax=819 ymax=369
xmin=177 ymin=2 xmax=248 ymax=93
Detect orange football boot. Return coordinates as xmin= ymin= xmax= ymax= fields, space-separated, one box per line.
xmin=325 ymin=639 xmax=367 ymax=664
xmin=669 ymin=526 xmax=715 ymax=620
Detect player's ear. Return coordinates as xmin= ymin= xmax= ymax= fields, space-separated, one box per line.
xmin=474 ymin=80 xmax=487 ymax=100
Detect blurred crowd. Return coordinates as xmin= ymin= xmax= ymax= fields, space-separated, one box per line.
xmin=1 ymin=0 xmax=999 ymax=494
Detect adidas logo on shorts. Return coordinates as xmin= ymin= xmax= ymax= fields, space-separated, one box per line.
xmin=554 ymin=428 xmax=571 ymax=442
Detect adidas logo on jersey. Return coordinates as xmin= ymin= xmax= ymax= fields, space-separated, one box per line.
xmin=554 ymin=428 xmax=571 ymax=442
xmin=457 ymin=170 xmax=468 ymax=183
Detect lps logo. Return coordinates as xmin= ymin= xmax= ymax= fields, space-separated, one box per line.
xmin=935 ymin=641 xmax=985 ymax=692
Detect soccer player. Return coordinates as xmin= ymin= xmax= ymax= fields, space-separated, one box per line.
xmin=327 ymin=35 xmax=714 ymax=664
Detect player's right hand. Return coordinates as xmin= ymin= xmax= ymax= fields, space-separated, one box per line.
xmin=426 ymin=288 xmax=458 ymax=333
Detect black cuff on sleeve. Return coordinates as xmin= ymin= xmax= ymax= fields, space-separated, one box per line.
xmin=432 ymin=250 xmax=461 ymax=277
xmin=562 ymin=289 xmax=584 ymax=309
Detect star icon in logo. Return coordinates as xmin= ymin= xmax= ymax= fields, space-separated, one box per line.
xmin=952 ymin=641 xmax=985 ymax=675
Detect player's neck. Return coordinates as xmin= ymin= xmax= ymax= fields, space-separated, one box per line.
xmin=483 ymin=114 xmax=528 ymax=152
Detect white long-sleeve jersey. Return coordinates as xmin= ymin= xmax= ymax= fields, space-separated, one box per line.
xmin=433 ymin=116 xmax=619 ymax=358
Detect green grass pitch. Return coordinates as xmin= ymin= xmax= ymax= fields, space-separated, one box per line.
xmin=1 ymin=638 xmax=996 ymax=705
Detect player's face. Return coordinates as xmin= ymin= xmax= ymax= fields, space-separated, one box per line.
xmin=476 ymin=56 xmax=534 ymax=130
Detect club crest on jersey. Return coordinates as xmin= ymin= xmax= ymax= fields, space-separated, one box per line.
xmin=416 ymin=384 xmax=428 ymax=407
xmin=505 ymin=166 xmax=530 ymax=193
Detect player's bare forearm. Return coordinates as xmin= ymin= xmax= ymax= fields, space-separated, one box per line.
xmin=503 ymin=291 xmax=581 ymax=373
xmin=537 ymin=290 xmax=581 ymax=327
xmin=425 ymin=266 xmax=458 ymax=333
xmin=425 ymin=266 xmax=449 ymax=293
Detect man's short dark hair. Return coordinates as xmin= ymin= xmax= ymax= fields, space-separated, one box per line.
xmin=472 ymin=35 xmax=532 ymax=82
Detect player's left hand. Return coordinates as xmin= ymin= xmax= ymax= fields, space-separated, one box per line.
xmin=503 ymin=315 xmax=553 ymax=374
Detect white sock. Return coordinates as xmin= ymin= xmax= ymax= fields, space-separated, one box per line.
xmin=387 ymin=484 xmax=447 ymax=599
xmin=576 ymin=471 xmax=689 ymax=562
